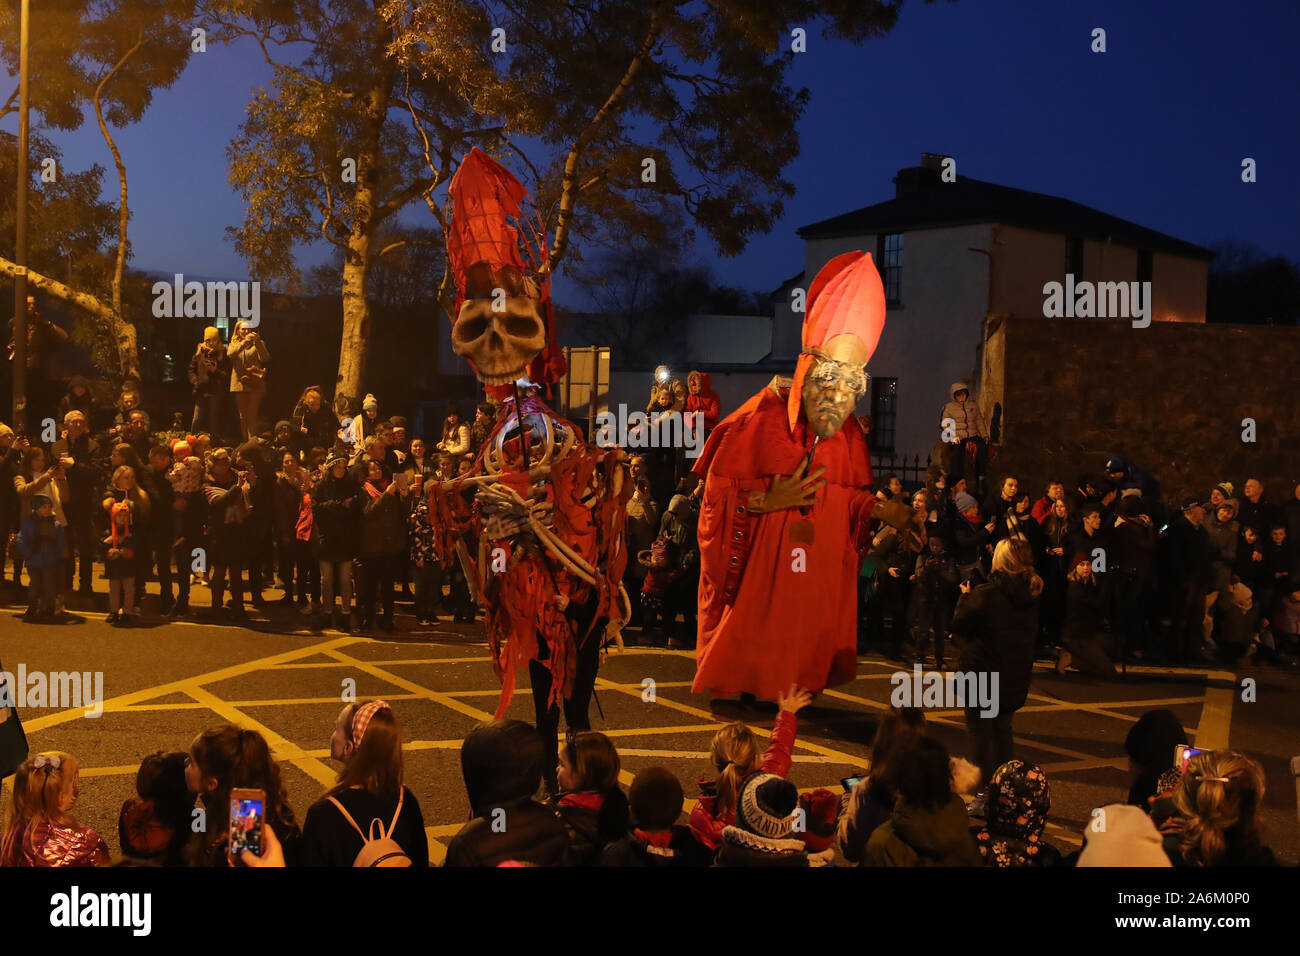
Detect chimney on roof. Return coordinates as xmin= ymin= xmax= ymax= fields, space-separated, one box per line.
xmin=894 ymin=153 xmax=947 ymax=198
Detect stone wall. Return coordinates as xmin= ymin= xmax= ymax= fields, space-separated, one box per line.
xmin=993 ymin=318 xmax=1300 ymax=504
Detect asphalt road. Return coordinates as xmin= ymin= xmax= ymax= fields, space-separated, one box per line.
xmin=3 ymin=581 xmax=1297 ymax=865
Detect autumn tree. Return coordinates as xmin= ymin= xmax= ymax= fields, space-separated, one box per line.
xmin=0 ymin=0 xmax=197 ymax=382
xmin=213 ymin=0 xmax=931 ymax=402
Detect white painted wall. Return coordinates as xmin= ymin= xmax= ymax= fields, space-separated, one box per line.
xmin=802 ymin=224 xmax=993 ymax=459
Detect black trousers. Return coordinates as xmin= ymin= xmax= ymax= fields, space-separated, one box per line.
xmin=965 ymin=706 xmax=1015 ymax=789
xmin=64 ymin=514 xmax=97 ymax=591
xmin=359 ymin=553 xmax=399 ymax=622
xmin=246 ymin=522 xmax=273 ymax=597
xmin=413 ymin=560 xmax=441 ymax=618
xmin=530 ymin=605 xmax=604 ymax=789
xmin=153 ymin=540 xmax=174 ymax=602
xmin=172 ymin=539 xmax=192 ymax=609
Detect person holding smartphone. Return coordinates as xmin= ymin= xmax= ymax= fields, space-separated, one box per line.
xmin=184 ymin=725 xmax=300 ymax=867
xmin=227 ymin=321 xmax=270 ymax=442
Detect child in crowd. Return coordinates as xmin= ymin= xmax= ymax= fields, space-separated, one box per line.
xmin=838 ymin=707 xmax=928 ymax=863
xmin=864 ymin=737 xmax=982 ymax=867
xmin=168 ymin=438 xmax=203 ymax=495
xmin=1 ymin=751 xmax=110 ymax=866
xmin=300 ymin=701 xmax=429 ymax=866
xmin=444 ymin=719 xmax=575 ymax=867
xmin=1160 ymin=750 xmax=1277 ymax=866
xmin=713 ymin=773 xmax=808 ymax=867
xmin=556 ymin=731 xmax=631 ymax=866
xmin=16 ymin=492 xmax=64 ymax=621
xmin=185 ymin=725 xmax=301 ymax=867
xmin=908 ymin=532 xmax=958 ymax=668
xmin=638 ymin=540 xmax=675 ymax=645
xmin=973 ymin=759 xmax=1061 ymax=867
xmin=118 ymin=751 xmax=192 ymax=866
xmin=601 ymin=767 xmax=709 ymax=867
xmin=1213 ymin=581 xmax=1260 ymax=666
xmin=690 ymin=685 xmax=809 ymax=852
xmin=1076 ymin=804 xmax=1171 ymax=867
xmin=104 ymin=501 xmax=137 ymax=625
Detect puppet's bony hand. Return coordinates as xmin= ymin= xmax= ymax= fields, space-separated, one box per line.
xmin=748 ymin=456 xmax=826 ymax=513
xmin=872 ymin=498 xmax=914 ymax=531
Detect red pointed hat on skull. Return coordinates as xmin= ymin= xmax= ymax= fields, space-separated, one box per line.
xmin=446 ymin=147 xmax=566 ymax=390
xmin=788 ymin=250 xmax=887 ymax=432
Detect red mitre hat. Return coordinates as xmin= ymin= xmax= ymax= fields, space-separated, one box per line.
xmin=788 ymin=251 xmax=887 ymax=432
xmin=446 ymin=148 xmax=566 ymax=390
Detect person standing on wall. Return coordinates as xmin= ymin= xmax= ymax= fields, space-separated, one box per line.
xmin=938 ymin=382 xmax=989 ymax=499
xmin=228 ymin=321 xmax=269 ymax=442
xmin=189 ymin=327 xmax=231 ymax=438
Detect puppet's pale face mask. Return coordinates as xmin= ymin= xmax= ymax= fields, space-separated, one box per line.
xmin=801 ymin=334 xmax=869 ymax=440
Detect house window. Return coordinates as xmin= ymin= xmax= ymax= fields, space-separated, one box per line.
xmin=868 ymin=377 xmax=898 ymax=453
xmin=1065 ymin=236 xmax=1084 ymax=282
xmin=1136 ymin=249 xmax=1153 ymax=314
xmin=876 ymin=233 xmax=903 ymax=305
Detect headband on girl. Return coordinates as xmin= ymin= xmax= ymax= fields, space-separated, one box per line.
xmin=351 ymin=701 xmax=392 ymax=746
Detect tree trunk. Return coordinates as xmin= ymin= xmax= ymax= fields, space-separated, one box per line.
xmin=92 ymin=29 xmax=145 ymax=383
xmin=333 ymin=56 xmax=393 ymax=413
xmin=336 ymin=229 xmax=372 ymax=414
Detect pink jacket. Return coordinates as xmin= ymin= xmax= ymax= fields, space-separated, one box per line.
xmin=689 ymin=710 xmax=797 ymax=851
xmin=4 ymin=819 xmax=110 ymax=867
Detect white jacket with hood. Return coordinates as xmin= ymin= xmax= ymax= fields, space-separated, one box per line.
xmin=939 ymin=381 xmax=988 ymax=442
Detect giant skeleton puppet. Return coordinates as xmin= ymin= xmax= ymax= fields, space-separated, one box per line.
xmin=432 ymin=148 xmax=630 ymax=770
xmin=691 ymin=251 xmax=914 ymax=702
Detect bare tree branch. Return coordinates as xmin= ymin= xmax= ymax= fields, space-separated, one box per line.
xmin=549 ymin=0 xmax=666 ymax=274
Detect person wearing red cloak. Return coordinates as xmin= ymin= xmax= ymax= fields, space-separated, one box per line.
xmin=691 ymin=251 xmax=913 ymax=702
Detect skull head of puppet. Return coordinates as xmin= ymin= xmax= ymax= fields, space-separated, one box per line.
xmin=451 ymin=262 xmax=547 ymax=386
xmin=801 ymin=334 xmax=870 ymax=440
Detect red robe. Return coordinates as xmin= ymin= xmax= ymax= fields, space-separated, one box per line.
xmin=691 ymin=377 xmax=878 ymax=700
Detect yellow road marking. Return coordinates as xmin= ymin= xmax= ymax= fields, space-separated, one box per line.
xmin=320 ymin=647 xmax=497 ymax=724
xmin=20 ymin=635 xmax=362 ymax=733
xmin=184 ymin=685 xmax=338 ymax=788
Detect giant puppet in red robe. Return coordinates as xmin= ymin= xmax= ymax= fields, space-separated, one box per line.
xmin=691 ymin=251 xmax=913 ymax=701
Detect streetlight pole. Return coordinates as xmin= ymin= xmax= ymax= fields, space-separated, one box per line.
xmin=12 ymin=0 xmax=31 ymax=433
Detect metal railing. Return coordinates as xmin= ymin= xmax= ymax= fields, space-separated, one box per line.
xmin=870 ymin=452 xmax=934 ymax=492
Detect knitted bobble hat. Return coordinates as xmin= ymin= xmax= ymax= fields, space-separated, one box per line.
xmin=737 ymin=773 xmax=799 ymax=840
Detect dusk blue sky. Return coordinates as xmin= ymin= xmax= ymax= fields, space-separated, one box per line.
xmin=4 ymin=0 xmax=1296 ymax=307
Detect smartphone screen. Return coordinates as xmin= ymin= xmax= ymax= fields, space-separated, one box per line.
xmin=1175 ymin=744 xmax=1202 ymax=770
xmin=229 ymin=792 xmax=266 ymax=861
xmin=842 ymin=775 xmax=866 ymax=792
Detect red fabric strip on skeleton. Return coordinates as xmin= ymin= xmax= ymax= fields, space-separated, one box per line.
xmin=692 ymin=251 xmax=886 ymax=701
xmin=446 ymin=148 xmax=566 ymax=387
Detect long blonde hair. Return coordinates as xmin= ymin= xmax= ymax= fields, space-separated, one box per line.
xmin=1 ymin=751 xmax=79 ymax=865
xmin=709 ymin=723 xmax=760 ymax=819
xmin=991 ymin=537 xmax=1044 ymax=597
xmin=1174 ymin=751 xmax=1265 ymax=866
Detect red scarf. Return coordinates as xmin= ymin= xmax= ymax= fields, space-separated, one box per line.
xmin=633 ymin=828 xmax=673 ymax=849
xmin=558 ymin=791 xmax=604 ymax=813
